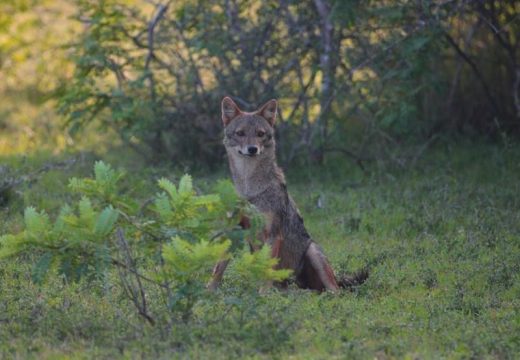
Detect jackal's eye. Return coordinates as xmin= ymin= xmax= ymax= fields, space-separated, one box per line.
xmin=257 ymin=131 xmax=265 ymax=137
xmin=236 ymin=130 xmax=245 ymax=137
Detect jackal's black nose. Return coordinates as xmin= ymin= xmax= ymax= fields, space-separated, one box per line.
xmin=247 ymin=146 xmax=258 ymax=155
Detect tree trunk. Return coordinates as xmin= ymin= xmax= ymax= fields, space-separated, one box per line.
xmin=313 ymin=0 xmax=335 ymax=163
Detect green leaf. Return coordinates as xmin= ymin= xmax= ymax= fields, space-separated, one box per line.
xmin=94 ymin=244 xmax=111 ymax=276
xmin=68 ymin=177 xmax=82 ymax=192
xmin=54 ymin=205 xmax=73 ymax=234
xmin=0 ymin=234 xmax=23 ymax=258
xmin=94 ymin=206 xmax=119 ymax=237
xmin=154 ymin=193 xmax=173 ymax=219
xmin=178 ymin=174 xmax=193 ymax=195
xmin=193 ymin=194 xmax=220 ymax=208
xmin=233 ymin=246 xmax=292 ymax=285
xmin=24 ymin=207 xmax=50 ymax=234
xmin=94 ymin=161 xmax=116 ymax=184
xmin=78 ymin=197 xmax=96 ymax=226
xmin=213 ymin=179 xmax=239 ymax=209
xmin=158 ymin=178 xmax=177 ymax=199
xmin=32 ymin=252 xmax=54 ymax=284
xmin=162 ymin=236 xmax=230 ymax=282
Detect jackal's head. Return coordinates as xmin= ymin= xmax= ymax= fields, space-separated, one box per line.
xmin=221 ymin=97 xmax=277 ymax=158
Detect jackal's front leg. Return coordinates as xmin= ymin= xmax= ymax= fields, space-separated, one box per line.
xmin=207 ymin=259 xmax=230 ymax=291
xmin=262 ymin=231 xmax=289 ymax=290
xmin=207 ymin=215 xmax=252 ymax=291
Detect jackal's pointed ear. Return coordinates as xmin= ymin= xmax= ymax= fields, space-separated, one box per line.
xmin=221 ymin=97 xmax=242 ymax=126
xmin=256 ymin=99 xmax=277 ymax=127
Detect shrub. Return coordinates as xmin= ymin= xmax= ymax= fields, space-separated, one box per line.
xmin=0 ymin=161 xmax=289 ymax=325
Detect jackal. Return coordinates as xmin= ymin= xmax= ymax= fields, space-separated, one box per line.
xmin=208 ymin=97 xmax=367 ymax=292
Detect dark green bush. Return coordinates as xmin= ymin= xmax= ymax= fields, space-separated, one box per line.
xmin=58 ymin=0 xmax=519 ymax=165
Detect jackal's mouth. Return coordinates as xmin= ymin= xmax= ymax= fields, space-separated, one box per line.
xmin=238 ymin=149 xmax=258 ymax=157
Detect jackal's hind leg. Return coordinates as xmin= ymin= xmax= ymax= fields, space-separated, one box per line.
xmin=207 ymin=259 xmax=230 ymax=291
xmin=298 ymin=242 xmax=339 ymax=292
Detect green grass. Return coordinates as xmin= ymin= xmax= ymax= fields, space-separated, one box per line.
xmin=1 ymin=143 xmax=519 ymax=359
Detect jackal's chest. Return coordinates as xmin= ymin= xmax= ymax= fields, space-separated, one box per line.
xmin=233 ymin=176 xmax=259 ymax=199
xmin=228 ymin=155 xmax=265 ymax=199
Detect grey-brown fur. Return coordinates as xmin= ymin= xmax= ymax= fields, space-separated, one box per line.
xmin=224 ymin=97 xmax=312 ymax=276
xmin=223 ymin=108 xmax=312 ymax=274
xmin=208 ymin=97 xmax=365 ymax=292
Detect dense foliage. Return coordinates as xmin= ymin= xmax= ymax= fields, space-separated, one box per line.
xmin=56 ymin=0 xmax=519 ymax=164
xmin=1 ymin=1 xmax=518 ymax=163
xmin=0 ymin=161 xmax=290 ymax=324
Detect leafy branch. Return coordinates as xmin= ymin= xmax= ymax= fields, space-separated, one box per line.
xmin=0 ymin=161 xmax=290 ymax=325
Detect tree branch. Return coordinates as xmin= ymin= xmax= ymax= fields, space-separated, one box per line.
xmin=444 ymin=31 xmax=501 ymax=118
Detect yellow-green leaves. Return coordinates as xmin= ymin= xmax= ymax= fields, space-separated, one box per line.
xmin=162 ymin=236 xmax=230 ymax=283
xmin=69 ymin=161 xmax=124 ymax=205
xmin=24 ymin=206 xmax=51 ymax=235
xmin=78 ymin=197 xmax=96 ymax=228
xmin=0 ymin=207 xmax=52 ymax=259
xmin=94 ymin=206 xmax=119 ymax=237
xmin=0 ymin=192 xmax=119 ymax=282
xmin=56 ymin=197 xmax=119 ymax=243
xmin=233 ymin=246 xmax=292 ymax=287
xmin=0 ymin=161 xmax=278 ymax=298
xmin=213 ymin=179 xmax=240 ymax=211
xmin=0 ymin=234 xmax=24 ymax=259
xmin=155 ymin=175 xmax=221 ymax=236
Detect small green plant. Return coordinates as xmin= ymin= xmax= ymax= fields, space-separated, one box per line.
xmin=0 ymin=200 xmax=118 ymax=283
xmin=0 ymin=161 xmax=289 ymax=325
xmin=233 ymin=246 xmax=292 ymax=290
xmin=154 ymin=176 xmax=221 ymax=237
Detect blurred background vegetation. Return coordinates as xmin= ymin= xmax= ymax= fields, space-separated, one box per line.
xmin=0 ymin=0 xmax=518 ymax=165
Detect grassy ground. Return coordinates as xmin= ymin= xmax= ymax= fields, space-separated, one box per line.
xmin=1 ymin=143 xmax=519 ymax=359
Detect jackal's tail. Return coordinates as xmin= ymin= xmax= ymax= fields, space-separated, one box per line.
xmin=337 ymin=268 xmax=369 ymax=289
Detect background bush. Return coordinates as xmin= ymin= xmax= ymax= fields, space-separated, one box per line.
xmin=2 ymin=0 xmax=517 ymax=164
